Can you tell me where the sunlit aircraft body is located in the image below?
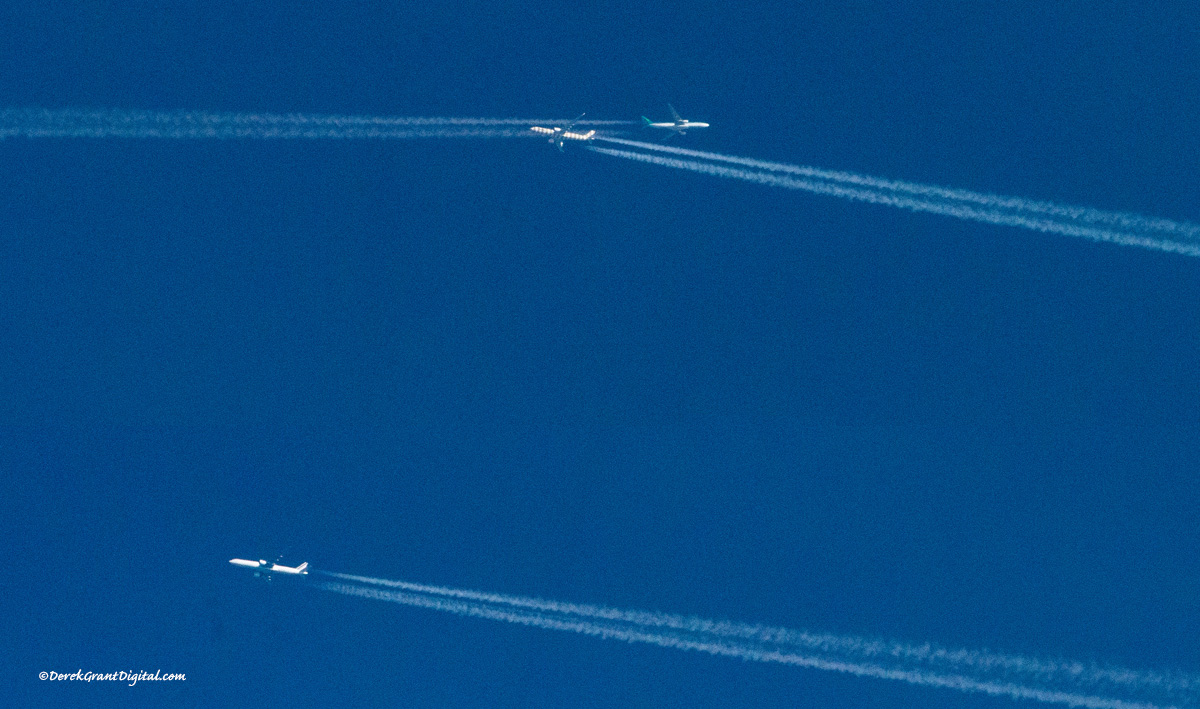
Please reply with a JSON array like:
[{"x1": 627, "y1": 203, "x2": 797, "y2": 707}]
[
  {"x1": 641, "y1": 104, "x2": 709, "y2": 138},
  {"x1": 529, "y1": 113, "x2": 596, "y2": 151},
  {"x1": 230, "y1": 558, "x2": 309, "y2": 579}
]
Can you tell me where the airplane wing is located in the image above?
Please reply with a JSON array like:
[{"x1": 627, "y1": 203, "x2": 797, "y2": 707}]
[
  {"x1": 565, "y1": 112, "x2": 586, "y2": 131},
  {"x1": 668, "y1": 104, "x2": 683, "y2": 122}
]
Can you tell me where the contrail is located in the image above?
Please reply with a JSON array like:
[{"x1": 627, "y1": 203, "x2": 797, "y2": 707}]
[
  {"x1": 0, "y1": 108, "x2": 634, "y2": 140},
  {"x1": 598, "y1": 137, "x2": 1200, "y2": 239},
  {"x1": 592, "y1": 138, "x2": 1200, "y2": 257},
  {"x1": 315, "y1": 571, "x2": 1198, "y2": 709}
]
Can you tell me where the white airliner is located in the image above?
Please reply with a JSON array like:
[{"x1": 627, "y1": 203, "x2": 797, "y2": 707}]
[
  {"x1": 529, "y1": 113, "x2": 596, "y2": 151},
  {"x1": 641, "y1": 104, "x2": 709, "y2": 138},
  {"x1": 230, "y1": 558, "x2": 309, "y2": 579}
]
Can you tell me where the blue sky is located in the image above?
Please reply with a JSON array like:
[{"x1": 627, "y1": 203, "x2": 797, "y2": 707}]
[{"x1": 3, "y1": 2, "x2": 1198, "y2": 707}]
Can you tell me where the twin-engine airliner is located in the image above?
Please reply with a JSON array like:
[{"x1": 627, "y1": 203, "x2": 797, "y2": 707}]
[
  {"x1": 641, "y1": 104, "x2": 709, "y2": 137},
  {"x1": 230, "y1": 557, "x2": 309, "y2": 579},
  {"x1": 529, "y1": 113, "x2": 596, "y2": 151}
]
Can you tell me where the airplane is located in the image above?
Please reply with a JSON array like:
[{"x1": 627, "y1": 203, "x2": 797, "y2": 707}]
[
  {"x1": 229, "y1": 557, "x2": 309, "y2": 580},
  {"x1": 641, "y1": 104, "x2": 709, "y2": 138},
  {"x1": 529, "y1": 113, "x2": 596, "y2": 151}
]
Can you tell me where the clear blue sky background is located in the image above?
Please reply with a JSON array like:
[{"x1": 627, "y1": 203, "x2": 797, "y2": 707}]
[{"x1": 3, "y1": 2, "x2": 1198, "y2": 707}]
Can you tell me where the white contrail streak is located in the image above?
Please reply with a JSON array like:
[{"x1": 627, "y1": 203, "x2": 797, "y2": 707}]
[
  {"x1": 316, "y1": 571, "x2": 1197, "y2": 709},
  {"x1": 599, "y1": 137, "x2": 1200, "y2": 239},
  {"x1": 0, "y1": 108, "x2": 633, "y2": 140},
  {"x1": 592, "y1": 138, "x2": 1200, "y2": 257}
]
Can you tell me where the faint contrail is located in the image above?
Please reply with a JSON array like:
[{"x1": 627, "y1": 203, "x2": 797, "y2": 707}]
[
  {"x1": 0, "y1": 108, "x2": 634, "y2": 140},
  {"x1": 316, "y1": 571, "x2": 1197, "y2": 709},
  {"x1": 592, "y1": 138, "x2": 1200, "y2": 257}
]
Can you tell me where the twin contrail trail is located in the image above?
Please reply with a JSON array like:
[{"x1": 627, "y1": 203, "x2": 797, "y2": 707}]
[
  {"x1": 0, "y1": 108, "x2": 632, "y2": 140},
  {"x1": 316, "y1": 571, "x2": 1197, "y2": 709},
  {"x1": 591, "y1": 137, "x2": 1200, "y2": 258}
]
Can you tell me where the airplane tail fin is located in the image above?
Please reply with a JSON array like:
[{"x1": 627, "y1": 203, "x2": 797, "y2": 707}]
[
  {"x1": 296, "y1": 562, "x2": 309, "y2": 573},
  {"x1": 641, "y1": 116, "x2": 653, "y2": 127}
]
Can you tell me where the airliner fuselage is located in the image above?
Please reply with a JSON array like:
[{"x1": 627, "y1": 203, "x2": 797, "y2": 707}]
[
  {"x1": 230, "y1": 558, "x2": 309, "y2": 578},
  {"x1": 641, "y1": 104, "x2": 709, "y2": 136},
  {"x1": 529, "y1": 112, "x2": 595, "y2": 151}
]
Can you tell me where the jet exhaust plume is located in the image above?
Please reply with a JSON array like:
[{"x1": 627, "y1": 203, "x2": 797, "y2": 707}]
[
  {"x1": 315, "y1": 571, "x2": 1198, "y2": 709},
  {"x1": 591, "y1": 139, "x2": 1200, "y2": 258},
  {"x1": 0, "y1": 108, "x2": 634, "y2": 140}
]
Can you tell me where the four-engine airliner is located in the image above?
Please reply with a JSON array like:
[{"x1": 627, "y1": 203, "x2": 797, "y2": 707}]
[{"x1": 529, "y1": 113, "x2": 596, "y2": 152}]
